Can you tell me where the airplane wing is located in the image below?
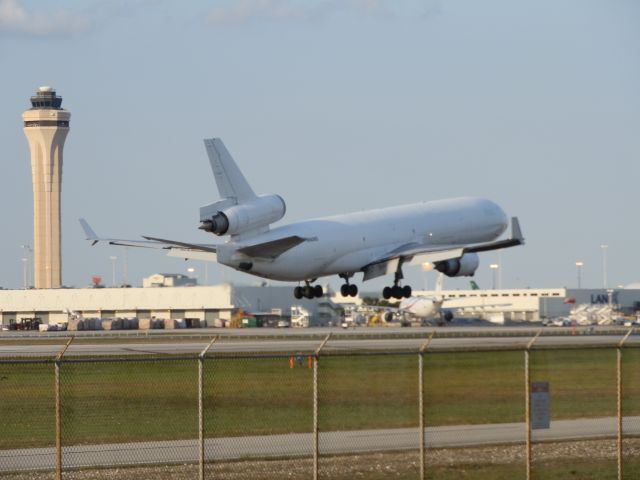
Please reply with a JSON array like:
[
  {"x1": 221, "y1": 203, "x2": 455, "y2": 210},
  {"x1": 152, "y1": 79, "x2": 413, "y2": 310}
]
[
  {"x1": 362, "y1": 217, "x2": 524, "y2": 281},
  {"x1": 80, "y1": 219, "x2": 218, "y2": 256}
]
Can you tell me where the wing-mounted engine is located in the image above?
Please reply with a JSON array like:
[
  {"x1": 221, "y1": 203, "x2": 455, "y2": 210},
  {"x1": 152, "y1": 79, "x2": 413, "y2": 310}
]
[
  {"x1": 434, "y1": 252, "x2": 479, "y2": 277},
  {"x1": 199, "y1": 194, "x2": 286, "y2": 237}
]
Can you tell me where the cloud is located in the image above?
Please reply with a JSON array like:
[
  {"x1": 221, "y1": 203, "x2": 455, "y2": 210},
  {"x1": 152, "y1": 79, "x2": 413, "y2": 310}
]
[
  {"x1": 206, "y1": 0, "x2": 392, "y2": 26},
  {"x1": 0, "y1": 0, "x2": 90, "y2": 36}
]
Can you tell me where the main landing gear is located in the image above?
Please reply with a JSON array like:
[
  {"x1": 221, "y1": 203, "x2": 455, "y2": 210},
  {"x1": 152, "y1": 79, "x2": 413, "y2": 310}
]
[
  {"x1": 339, "y1": 274, "x2": 358, "y2": 297},
  {"x1": 382, "y1": 284, "x2": 412, "y2": 300},
  {"x1": 340, "y1": 283, "x2": 358, "y2": 297},
  {"x1": 294, "y1": 281, "x2": 323, "y2": 299},
  {"x1": 382, "y1": 261, "x2": 412, "y2": 299}
]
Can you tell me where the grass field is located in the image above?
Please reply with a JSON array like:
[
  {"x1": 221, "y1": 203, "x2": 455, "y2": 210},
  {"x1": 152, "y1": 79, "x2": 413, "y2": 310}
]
[{"x1": 1, "y1": 348, "x2": 639, "y2": 450}]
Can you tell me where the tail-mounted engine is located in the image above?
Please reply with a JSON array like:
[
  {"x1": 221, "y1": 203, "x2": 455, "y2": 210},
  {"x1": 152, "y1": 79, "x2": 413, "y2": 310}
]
[
  {"x1": 199, "y1": 194, "x2": 286, "y2": 236},
  {"x1": 434, "y1": 252, "x2": 479, "y2": 277}
]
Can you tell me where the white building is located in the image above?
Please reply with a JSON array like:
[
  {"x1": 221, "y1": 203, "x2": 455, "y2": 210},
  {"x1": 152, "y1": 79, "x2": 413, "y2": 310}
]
[
  {"x1": 0, "y1": 284, "x2": 340, "y2": 327},
  {"x1": 142, "y1": 273, "x2": 197, "y2": 288},
  {"x1": 409, "y1": 287, "x2": 640, "y2": 323}
]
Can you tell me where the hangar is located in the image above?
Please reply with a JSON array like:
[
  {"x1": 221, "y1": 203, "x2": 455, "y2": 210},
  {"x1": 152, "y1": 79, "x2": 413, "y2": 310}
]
[{"x1": 0, "y1": 282, "x2": 340, "y2": 328}]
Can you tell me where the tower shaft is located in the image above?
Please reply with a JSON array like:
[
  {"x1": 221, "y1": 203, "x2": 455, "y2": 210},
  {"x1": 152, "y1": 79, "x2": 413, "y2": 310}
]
[{"x1": 22, "y1": 87, "x2": 70, "y2": 289}]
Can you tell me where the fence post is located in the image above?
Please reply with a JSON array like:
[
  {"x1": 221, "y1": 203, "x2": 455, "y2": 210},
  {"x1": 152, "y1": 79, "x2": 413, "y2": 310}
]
[
  {"x1": 313, "y1": 334, "x2": 331, "y2": 480},
  {"x1": 199, "y1": 336, "x2": 218, "y2": 480},
  {"x1": 55, "y1": 337, "x2": 74, "y2": 480},
  {"x1": 525, "y1": 330, "x2": 541, "y2": 480},
  {"x1": 419, "y1": 332, "x2": 435, "y2": 480},
  {"x1": 617, "y1": 328, "x2": 633, "y2": 480}
]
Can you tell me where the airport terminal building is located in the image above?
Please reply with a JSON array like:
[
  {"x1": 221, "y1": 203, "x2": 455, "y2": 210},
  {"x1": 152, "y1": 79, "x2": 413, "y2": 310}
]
[{"x1": 411, "y1": 286, "x2": 640, "y2": 323}]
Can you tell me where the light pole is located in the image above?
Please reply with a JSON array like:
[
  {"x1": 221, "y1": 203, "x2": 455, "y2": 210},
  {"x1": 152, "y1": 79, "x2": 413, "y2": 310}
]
[
  {"x1": 575, "y1": 261, "x2": 584, "y2": 289},
  {"x1": 21, "y1": 258, "x2": 28, "y2": 289},
  {"x1": 21, "y1": 245, "x2": 32, "y2": 288},
  {"x1": 600, "y1": 244, "x2": 608, "y2": 288},
  {"x1": 110, "y1": 256, "x2": 117, "y2": 287},
  {"x1": 187, "y1": 267, "x2": 196, "y2": 284},
  {"x1": 489, "y1": 263, "x2": 499, "y2": 290}
]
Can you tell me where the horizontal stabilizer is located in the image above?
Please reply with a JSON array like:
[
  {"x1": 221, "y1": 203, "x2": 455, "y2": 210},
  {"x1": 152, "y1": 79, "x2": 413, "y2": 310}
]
[{"x1": 237, "y1": 235, "x2": 307, "y2": 260}]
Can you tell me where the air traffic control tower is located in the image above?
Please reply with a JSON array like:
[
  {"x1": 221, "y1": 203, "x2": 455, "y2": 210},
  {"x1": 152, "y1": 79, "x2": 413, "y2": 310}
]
[{"x1": 22, "y1": 87, "x2": 70, "y2": 289}]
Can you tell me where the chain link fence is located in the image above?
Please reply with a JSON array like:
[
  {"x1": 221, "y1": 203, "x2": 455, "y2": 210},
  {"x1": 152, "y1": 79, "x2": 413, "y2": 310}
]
[{"x1": 0, "y1": 332, "x2": 639, "y2": 479}]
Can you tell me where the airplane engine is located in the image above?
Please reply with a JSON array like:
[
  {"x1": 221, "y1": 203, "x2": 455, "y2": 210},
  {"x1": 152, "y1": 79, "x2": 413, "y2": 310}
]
[
  {"x1": 434, "y1": 252, "x2": 479, "y2": 277},
  {"x1": 200, "y1": 194, "x2": 286, "y2": 236},
  {"x1": 382, "y1": 311, "x2": 394, "y2": 322}
]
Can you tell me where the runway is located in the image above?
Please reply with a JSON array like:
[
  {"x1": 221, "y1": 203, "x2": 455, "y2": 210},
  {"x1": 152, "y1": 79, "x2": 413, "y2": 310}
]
[
  {"x1": 2, "y1": 416, "x2": 637, "y2": 472},
  {"x1": 0, "y1": 332, "x2": 637, "y2": 357}
]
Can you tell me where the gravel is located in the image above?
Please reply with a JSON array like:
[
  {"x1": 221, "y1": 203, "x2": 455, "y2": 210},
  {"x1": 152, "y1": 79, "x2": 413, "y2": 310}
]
[{"x1": 4, "y1": 439, "x2": 638, "y2": 479}]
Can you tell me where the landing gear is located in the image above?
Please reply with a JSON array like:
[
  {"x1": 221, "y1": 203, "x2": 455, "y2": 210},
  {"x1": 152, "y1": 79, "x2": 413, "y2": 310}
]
[
  {"x1": 294, "y1": 282, "x2": 323, "y2": 299},
  {"x1": 383, "y1": 284, "x2": 412, "y2": 300},
  {"x1": 339, "y1": 274, "x2": 358, "y2": 297},
  {"x1": 340, "y1": 283, "x2": 358, "y2": 297},
  {"x1": 382, "y1": 260, "x2": 412, "y2": 299}
]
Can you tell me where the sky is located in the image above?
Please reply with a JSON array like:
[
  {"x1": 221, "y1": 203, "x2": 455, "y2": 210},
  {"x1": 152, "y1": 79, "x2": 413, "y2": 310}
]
[{"x1": 0, "y1": 0, "x2": 638, "y2": 293}]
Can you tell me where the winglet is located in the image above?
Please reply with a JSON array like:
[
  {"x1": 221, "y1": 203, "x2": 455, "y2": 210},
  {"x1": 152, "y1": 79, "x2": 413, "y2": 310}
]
[
  {"x1": 79, "y1": 218, "x2": 99, "y2": 246},
  {"x1": 511, "y1": 217, "x2": 524, "y2": 244}
]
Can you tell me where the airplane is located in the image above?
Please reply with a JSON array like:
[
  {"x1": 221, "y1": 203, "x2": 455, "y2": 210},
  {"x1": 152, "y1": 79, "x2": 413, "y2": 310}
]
[
  {"x1": 396, "y1": 273, "x2": 451, "y2": 323},
  {"x1": 81, "y1": 138, "x2": 524, "y2": 299},
  {"x1": 394, "y1": 276, "x2": 511, "y2": 324}
]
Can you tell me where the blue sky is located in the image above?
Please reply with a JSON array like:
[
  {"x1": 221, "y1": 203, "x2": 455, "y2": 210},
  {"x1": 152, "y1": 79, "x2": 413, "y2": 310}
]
[{"x1": 0, "y1": 0, "x2": 638, "y2": 292}]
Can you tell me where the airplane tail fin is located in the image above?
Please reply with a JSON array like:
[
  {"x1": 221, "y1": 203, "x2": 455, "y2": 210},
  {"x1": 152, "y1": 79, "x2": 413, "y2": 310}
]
[{"x1": 204, "y1": 138, "x2": 256, "y2": 203}]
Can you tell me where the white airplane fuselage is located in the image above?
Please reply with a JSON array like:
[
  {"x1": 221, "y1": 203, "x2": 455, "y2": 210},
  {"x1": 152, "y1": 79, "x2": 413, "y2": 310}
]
[
  {"x1": 399, "y1": 297, "x2": 442, "y2": 319},
  {"x1": 217, "y1": 196, "x2": 507, "y2": 282}
]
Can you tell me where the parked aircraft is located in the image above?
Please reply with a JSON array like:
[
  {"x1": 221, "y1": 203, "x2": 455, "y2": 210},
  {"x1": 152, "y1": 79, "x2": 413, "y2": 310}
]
[
  {"x1": 394, "y1": 275, "x2": 511, "y2": 324},
  {"x1": 397, "y1": 274, "x2": 451, "y2": 322},
  {"x1": 81, "y1": 138, "x2": 524, "y2": 299}
]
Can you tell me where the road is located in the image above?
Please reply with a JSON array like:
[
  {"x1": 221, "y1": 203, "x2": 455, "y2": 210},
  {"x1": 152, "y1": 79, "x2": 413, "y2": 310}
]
[
  {"x1": 0, "y1": 333, "x2": 637, "y2": 357},
  {"x1": 2, "y1": 416, "x2": 638, "y2": 472}
]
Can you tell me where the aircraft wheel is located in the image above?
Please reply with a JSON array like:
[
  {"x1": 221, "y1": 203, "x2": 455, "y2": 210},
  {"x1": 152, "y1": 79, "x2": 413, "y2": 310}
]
[
  {"x1": 392, "y1": 286, "x2": 403, "y2": 299},
  {"x1": 349, "y1": 284, "x2": 358, "y2": 297},
  {"x1": 383, "y1": 287, "x2": 392, "y2": 300},
  {"x1": 314, "y1": 285, "x2": 324, "y2": 298},
  {"x1": 294, "y1": 286, "x2": 303, "y2": 299},
  {"x1": 304, "y1": 286, "x2": 315, "y2": 299},
  {"x1": 340, "y1": 284, "x2": 349, "y2": 297},
  {"x1": 402, "y1": 285, "x2": 412, "y2": 298}
]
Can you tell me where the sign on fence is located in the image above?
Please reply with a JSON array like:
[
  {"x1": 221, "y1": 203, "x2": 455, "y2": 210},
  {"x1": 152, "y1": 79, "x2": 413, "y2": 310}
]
[{"x1": 531, "y1": 381, "x2": 550, "y2": 429}]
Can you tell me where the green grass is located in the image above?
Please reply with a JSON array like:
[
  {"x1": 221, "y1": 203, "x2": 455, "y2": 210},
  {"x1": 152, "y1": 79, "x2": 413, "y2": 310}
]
[{"x1": 1, "y1": 348, "x2": 639, "y2": 450}]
